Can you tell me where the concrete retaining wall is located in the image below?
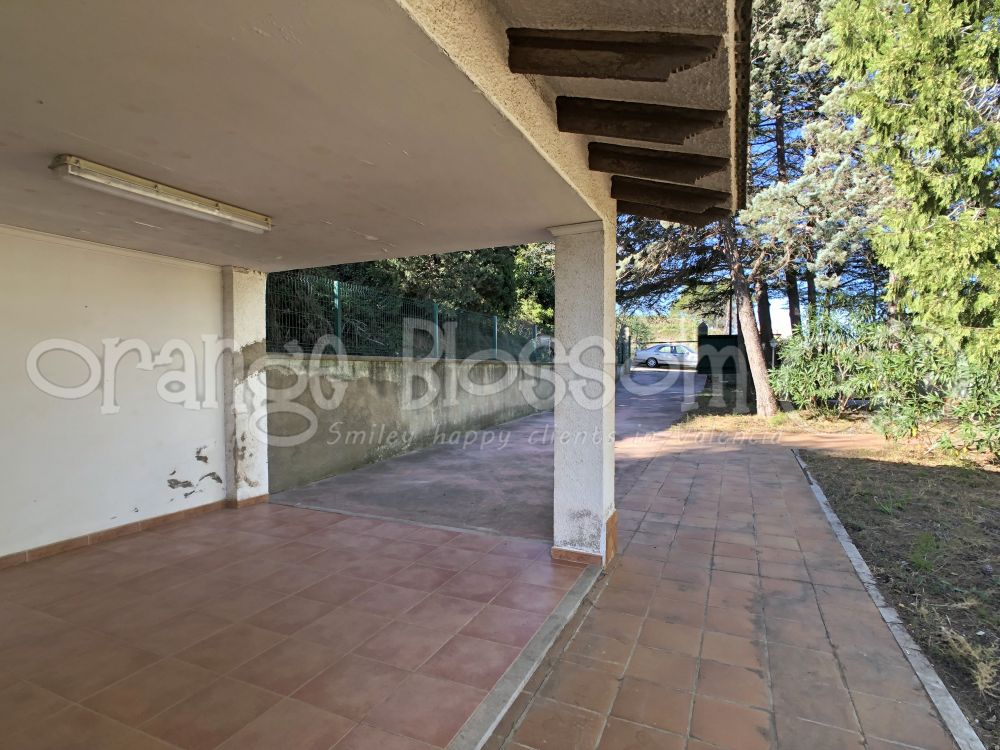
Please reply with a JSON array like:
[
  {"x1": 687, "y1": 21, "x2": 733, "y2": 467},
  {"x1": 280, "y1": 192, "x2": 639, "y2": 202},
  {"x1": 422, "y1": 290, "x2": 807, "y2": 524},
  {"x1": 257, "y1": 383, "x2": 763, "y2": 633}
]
[{"x1": 265, "y1": 355, "x2": 555, "y2": 492}]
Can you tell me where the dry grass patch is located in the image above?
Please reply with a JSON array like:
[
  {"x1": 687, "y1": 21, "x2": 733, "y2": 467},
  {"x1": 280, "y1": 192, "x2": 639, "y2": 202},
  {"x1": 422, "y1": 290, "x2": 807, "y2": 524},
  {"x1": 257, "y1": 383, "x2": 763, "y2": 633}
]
[{"x1": 802, "y1": 445, "x2": 1000, "y2": 748}]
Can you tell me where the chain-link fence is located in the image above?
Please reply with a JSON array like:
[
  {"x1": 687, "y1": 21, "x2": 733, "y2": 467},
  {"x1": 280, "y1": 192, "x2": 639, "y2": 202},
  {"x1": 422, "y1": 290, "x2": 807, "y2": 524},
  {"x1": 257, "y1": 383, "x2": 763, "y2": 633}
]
[{"x1": 266, "y1": 270, "x2": 552, "y2": 361}]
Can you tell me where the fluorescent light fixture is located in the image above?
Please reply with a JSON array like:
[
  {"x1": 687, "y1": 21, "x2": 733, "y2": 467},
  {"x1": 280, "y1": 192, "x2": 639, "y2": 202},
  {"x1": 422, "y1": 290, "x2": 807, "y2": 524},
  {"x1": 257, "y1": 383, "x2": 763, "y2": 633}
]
[{"x1": 49, "y1": 154, "x2": 272, "y2": 234}]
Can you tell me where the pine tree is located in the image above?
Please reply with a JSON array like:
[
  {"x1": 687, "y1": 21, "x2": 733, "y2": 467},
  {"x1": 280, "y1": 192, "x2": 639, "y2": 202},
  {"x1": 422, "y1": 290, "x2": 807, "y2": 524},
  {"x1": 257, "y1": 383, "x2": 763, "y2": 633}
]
[{"x1": 829, "y1": 0, "x2": 1000, "y2": 349}]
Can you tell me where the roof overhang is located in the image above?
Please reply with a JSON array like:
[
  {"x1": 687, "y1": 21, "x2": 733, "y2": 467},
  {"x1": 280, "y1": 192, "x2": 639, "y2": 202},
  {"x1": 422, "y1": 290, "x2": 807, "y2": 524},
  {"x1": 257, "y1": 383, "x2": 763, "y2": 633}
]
[{"x1": 0, "y1": 0, "x2": 750, "y2": 270}]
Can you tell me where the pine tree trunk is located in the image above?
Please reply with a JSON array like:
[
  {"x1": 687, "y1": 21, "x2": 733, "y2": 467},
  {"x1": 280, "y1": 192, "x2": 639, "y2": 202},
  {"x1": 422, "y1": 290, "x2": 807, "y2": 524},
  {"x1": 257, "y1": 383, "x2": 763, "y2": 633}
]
[
  {"x1": 756, "y1": 278, "x2": 773, "y2": 353},
  {"x1": 785, "y1": 266, "x2": 801, "y2": 331},
  {"x1": 805, "y1": 269, "x2": 818, "y2": 318},
  {"x1": 721, "y1": 220, "x2": 780, "y2": 417}
]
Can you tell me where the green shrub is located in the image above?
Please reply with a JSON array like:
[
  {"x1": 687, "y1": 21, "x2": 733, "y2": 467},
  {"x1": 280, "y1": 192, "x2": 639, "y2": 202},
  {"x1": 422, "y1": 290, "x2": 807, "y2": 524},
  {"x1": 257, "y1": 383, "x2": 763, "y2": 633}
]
[{"x1": 772, "y1": 313, "x2": 1000, "y2": 457}]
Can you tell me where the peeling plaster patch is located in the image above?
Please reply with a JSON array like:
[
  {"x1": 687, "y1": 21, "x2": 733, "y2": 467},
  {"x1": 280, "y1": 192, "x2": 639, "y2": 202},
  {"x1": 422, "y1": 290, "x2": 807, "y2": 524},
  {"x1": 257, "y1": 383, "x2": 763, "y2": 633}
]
[
  {"x1": 195, "y1": 446, "x2": 209, "y2": 463},
  {"x1": 167, "y1": 478, "x2": 194, "y2": 489},
  {"x1": 200, "y1": 472, "x2": 223, "y2": 484}
]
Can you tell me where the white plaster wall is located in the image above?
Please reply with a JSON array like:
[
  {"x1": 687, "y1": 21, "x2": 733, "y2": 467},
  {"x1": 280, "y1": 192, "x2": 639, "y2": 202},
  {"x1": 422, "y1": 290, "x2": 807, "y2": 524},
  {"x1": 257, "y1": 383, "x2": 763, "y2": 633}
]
[{"x1": 0, "y1": 225, "x2": 227, "y2": 556}]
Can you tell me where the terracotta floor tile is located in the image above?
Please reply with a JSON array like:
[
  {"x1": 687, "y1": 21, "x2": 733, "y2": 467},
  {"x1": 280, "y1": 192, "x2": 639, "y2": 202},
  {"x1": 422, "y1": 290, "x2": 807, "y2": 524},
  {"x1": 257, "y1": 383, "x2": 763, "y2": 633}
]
[
  {"x1": 605, "y1": 569, "x2": 659, "y2": 594},
  {"x1": 299, "y1": 547, "x2": 361, "y2": 572},
  {"x1": 769, "y1": 642, "x2": 845, "y2": 690},
  {"x1": 837, "y1": 651, "x2": 928, "y2": 705},
  {"x1": 772, "y1": 683, "x2": 861, "y2": 731},
  {"x1": 565, "y1": 631, "x2": 633, "y2": 666},
  {"x1": 708, "y1": 584, "x2": 761, "y2": 613},
  {"x1": 512, "y1": 696, "x2": 606, "y2": 750},
  {"x1": 0, "y1": 681, "x2": 70, "y2": 737},
  {"x1": 294, "y1": 654, "x2": 408, "y2": 720},
  {"x1": 244, "y1": 595, "x2": 335, "y2": 635},
  {"x1": 611, "y1": 676, "x2": 692, "y2": 734},
  {"x1": 334, "y1": 723, "x2": 437, "y2": 749},
  {"x1": 257, "y1": 541, "x2": 327, "y2": 564},
  {"x1": 540, "y1": 660, "x2": 620, "y2": 713},
  {"x1": 660, "y1": 564, "x2": 710, "y2": 587},
  {"x1": 298, "y1": 574, "x2": 373, "y2": 605},
  {"x1": 852, "y1": 692, "x2": 956, "y2": 749},
  {"x1": 460, "y1": 605, "x2": 547, "y2": 648},
  {"x1": 492, "y1": 581, "x2": 566, "y2": 614},
  {"x1": 516, "y1": 561, "x2": 584, "y2": 590},
  {"x1": 647, "y1": 596, "x2": 706, "y2": 628},
  {"x1": 598, "y1": 717, "x2": 685, "y2": 750},
  {"x1": 381, "y1": 541, "x2": 441, "y2": 563},
  {"x1": 404, "y1": 527, "x2": 462, "y2": 546},
  {"x1": 445, "y1": 532, "x2": 503, "y2": 553},
  {"x1": 808, "y1": 569, "x2": 864, "y2": 590},
  {"x1": 134, "y1": 610, "x2": 231, "y2": 656},
  {"x1": 419, "y1": 634, "x2": 520, "y2": 690},
  {"x1": 761, "y1": 561, "x2": 812, "y2": 582},
  {"x1": 295, "y1": 607, "x2": 389, "y2": 652},
  {"x1": 625, "y1": 645, "x2": 697, "y2": 690},
  {"x1": 142, "y1": 677, "x2": 280, "y2": 750},
  {"x1": 398, "y1": 592, "x2": 484, "y2": 633},
  {"x1": 176, "y1": 622, "x2": 283, "y2": 673},
  {"x1": 216, "y1": 698, "x2": 355, "y2": 750},
  {"x1": 492, "y1": 539, "x2": 550, "y2": 560},
  {"x1": 701, "y1": 631, "x2": 763, "y2": 670},
  {"x1": 690, "y1": 694, "x2": 772, "y2": 750},
  {"x1": 657, "y1": 577, "x2": 709, "y2": 604},
  {"x1": 118, "y1": 565, "x2": 197, "y2": 595},
  {"x1": 596, "y1": 585, "x2": 653, "y2": 616},
  {"x1": 697, "y1": 660, "x2": 769, "y2": 709},
  {"x1": 617, "y1": 556, "x2": 664, "y2": 578},
  {"x1": 466, "y1": 554, "x2": 532, "y2": 579},
  {"x1": 369, "y1": 520, "x2": 425, "y2": 540},
  {"x1": 254, "y1": 564, "x2": 330, "y2": 594},
  {"x1": 386, "y1": 563, "x2": 458, "y2": 592},
  {"x1": 365, "y1": 673, "x2": 486, "y2": 747},
  {"x1": 29, "y1": 640, "x2": 159, "y2": 701},
  {"x1": 83, "y1": 659, "x2": 215, "y2": 725},
  {"x1": 776, "y1": 715, "x2": 865, "y2": 750},
  {"x1": 764, "y1": 614, "x2": 833, "y2": 652},
  {"x1": 417, "y1": 545, "x2": 484, "y2": 571},
  {"x1": 712, "y1": 555, "x2": 759, "y2": 575},
  {"x1": 231, "y1": 637, "x2": 340, "y2": 695},
  {"x1": 194, "y1": 585, "x2": 287, "y2": 621},
  {"x1": 344, "y1": 583, "x2": 429, "y2": 618},
  {"x1": 638, "y1": 619, "x2": 702, "y2": 656},
  {"x1": 580, "y1": 608, "x2": 645, "y2": 645},
  {"x1": 11, "y1": 705, "x2": 175, "y2": 750},
  {"x1": 337, "y1": 556, "x2": 413, "y2": 582},
  {"x1": 437, "y1": 570, "x2": 510, "y2": 602},
  {"x1": 353, "y1": 621, "x2": 451, "y2": 670}
]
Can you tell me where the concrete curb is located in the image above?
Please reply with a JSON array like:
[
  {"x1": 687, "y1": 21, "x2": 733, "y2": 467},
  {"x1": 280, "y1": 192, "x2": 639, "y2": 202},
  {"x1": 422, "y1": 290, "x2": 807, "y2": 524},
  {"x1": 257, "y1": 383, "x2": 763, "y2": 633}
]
[
  {"x1": 447, "y1": 564, "x2": 602, "y2": 750},
  {"x1": 792, "y1": 448, "x2": 987, "y2": 750}
]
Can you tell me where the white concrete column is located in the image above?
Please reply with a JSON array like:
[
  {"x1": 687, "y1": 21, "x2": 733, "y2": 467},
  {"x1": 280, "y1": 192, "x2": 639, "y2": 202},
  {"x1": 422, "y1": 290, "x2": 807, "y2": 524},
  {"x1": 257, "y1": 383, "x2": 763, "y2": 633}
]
[
  {"x1": 221, "y1": 266, "x2": 269, "y2": 506},
  {"x1": 549, "y1": 218, "x2": 617, "y2": 565}
]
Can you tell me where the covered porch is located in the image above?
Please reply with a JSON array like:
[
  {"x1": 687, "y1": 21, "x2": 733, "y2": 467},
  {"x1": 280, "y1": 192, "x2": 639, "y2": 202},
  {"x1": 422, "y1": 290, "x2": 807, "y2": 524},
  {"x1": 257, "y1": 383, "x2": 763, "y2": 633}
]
[
  {"x1": 1, "y1": 0, "x2": 749, "y2": 747},
  {"x1": 1, "y1": 0, "x2": 749, "y2": 570}
]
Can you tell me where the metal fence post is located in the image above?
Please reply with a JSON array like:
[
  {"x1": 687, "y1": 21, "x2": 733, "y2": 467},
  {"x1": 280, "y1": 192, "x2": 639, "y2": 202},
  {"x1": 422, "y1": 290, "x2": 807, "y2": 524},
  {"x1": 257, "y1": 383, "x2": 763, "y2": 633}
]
[
  {"x1": 432, "y1": 302, "x2": 440, "y2": 358},
  {"x1": 333, "y1": 280, "x2": 343, "y2": 344},
  {"x1": 493, "y1": 315, "x2": 499, "y2": 359}
]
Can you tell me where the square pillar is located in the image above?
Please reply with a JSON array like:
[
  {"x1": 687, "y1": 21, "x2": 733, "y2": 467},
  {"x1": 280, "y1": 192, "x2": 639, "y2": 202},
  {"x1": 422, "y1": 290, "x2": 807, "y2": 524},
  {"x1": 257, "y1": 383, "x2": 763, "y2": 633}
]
[
  {"x1": 549, "y1": 219, "x2": 617, "y2": 566},
  {"x1": 221, "y1": 266, "x2": 269, "y2": 507}
]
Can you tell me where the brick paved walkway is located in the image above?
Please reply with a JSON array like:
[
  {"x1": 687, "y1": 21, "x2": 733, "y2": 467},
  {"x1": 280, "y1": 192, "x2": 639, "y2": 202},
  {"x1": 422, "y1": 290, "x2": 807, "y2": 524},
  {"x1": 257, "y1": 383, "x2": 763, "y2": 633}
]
[{"x1": 494, "y1": 435, "x2": 960, "y2": 750}]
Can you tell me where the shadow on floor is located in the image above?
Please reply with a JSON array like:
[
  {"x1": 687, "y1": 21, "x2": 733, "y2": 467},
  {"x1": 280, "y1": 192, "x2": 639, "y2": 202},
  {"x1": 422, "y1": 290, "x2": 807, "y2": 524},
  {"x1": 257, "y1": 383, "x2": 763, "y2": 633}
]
[{"x1": 270, "y1": 370, "x2": 704, "y2": 540}]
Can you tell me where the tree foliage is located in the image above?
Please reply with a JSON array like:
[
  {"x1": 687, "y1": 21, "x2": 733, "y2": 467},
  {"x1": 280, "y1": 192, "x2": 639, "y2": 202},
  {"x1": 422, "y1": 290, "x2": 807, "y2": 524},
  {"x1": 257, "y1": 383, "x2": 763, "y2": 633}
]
[
  {"x1": 320, "y1": 244, "x2": 556, "y2": 325},
  {"x1": 829, "y1": 0, "x2": 1000, "y2": 343}
]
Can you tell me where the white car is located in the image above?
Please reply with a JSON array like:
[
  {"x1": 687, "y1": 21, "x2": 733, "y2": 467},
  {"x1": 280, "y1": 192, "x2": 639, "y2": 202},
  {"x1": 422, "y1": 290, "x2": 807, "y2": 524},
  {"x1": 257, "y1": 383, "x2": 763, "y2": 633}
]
[{"x1": 635, "y1": 343, "x2": 697, "y2": 369}]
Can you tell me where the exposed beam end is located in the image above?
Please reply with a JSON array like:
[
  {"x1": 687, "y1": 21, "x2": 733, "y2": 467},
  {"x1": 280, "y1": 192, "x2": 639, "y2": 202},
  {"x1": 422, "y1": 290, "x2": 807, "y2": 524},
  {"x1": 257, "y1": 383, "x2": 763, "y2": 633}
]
[
  {"x1": 618, "y1": 201, "x2": 731, "y2": 227},
  {"x1": 507, "y1": 28, "x2": 721, "y2": 82},
  {"x1": 557, "y1": 97, "x2": 726, "y2": 146},
  {"x1": 588, "y1": 142, "x2": 728, "y2": 184}
]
